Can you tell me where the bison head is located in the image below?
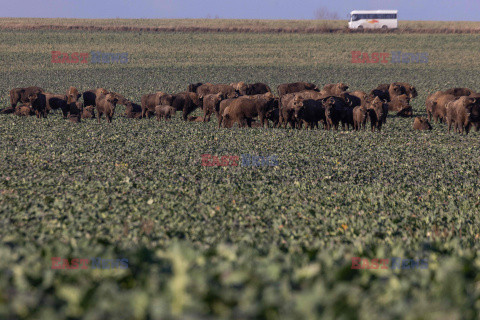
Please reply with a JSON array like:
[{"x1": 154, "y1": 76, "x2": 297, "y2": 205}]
[{"x1": 293, "y1": 96, "x2": 304, "y2": 119}]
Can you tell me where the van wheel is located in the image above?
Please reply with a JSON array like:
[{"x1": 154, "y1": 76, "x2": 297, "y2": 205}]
[
  {"x1": 357, "y1": 26, "x2": 363, "y2": 30},
  {"x1": 382, "y1": 25, "x2": 388, "y2": 29}
]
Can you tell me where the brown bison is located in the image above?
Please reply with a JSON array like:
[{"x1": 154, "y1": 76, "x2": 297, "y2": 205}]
[
  {"x1": 321, "y1": 83, "x2": 349, "y2": 96},
  {"x1": 125, "y1": 101, "x2": 143, "y2": 119},
  {"x1": 187, "y1": 116, "x2": 206, "y2": 122},
  {"x1": 187, "y1": 82, "x2": 207, "y2": 93},
  {"x1": 217, "y1": 98, "x2": 237, "y2": 128},
  {"x1": 82, "y1": 105, "x2": 96, "y2": 119},
  {"x1": 426, "y1": 88, "x2": 473, "y2": 122},
  {"x1": 230, "y1": 82, "x2": 272, "y2": 96},
  {"x1": 277, "y1": 82, "x2": 319, "y2": 98},
  {"x1": 96, "y1": 93, "x2": 118, "y2": 123},
  {"x1": 222, "y1": 95, "x2": 276, "y2": 128},
  {"x1": 353, "y1": 106, "x2": 368, "y2": 130},
  {"x1": 389, "y1": 82, "x2": 418, "y2": 100},
  {"x1": 413, "y1": 117, "x2": 432, "y2": 130},
  {"x1": 202, "y1": 93, "x2": 223, "y2": 122},
  {"x1": 446, "y1": 96, "x2": 479, "y2": 134},
  {"x1": 366, "y1": 96, "x2": 388, "y2": 132},
  {"x1": 141, "y1": 92, "x2": 173, "y2": 118},
  {"x1": 66, "y1": 87, "x2": 81, "y2": 104},
  {"x1": 430, "y1": 94, "x2": 457, "y2": 123},
  {"x1": 387, "y1": 94, "x2": 413, "y2": 117},
  {"x1": 155, "y1": 105, "x2": 176, "y2": 121},
  {"x1": 14, "y1": 104, "x2": 34, "y2": 117},
  {"x1": 170, "y1": 92, "x2": 202, "y2": 121},
  {"x1": 9, "y1": 86, "x2": 44, "y2": 109},
  {"x1": 265, "y1": 108, "x2": 280, "y2": 128},
  {"x1": 196, "y1": 84, "x2": 237, "y2": 100},
  {"x1": 83, "y1": 88, "x2": 108, "y2": 107},
  {"x1": 443, "y1": 87, "x2": 474, "y2": 97}
]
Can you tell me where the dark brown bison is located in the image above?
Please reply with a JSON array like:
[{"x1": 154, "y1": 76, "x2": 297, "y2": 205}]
[
  {"x1": 369, "y1": 84, "x2": 390, "y2": 102},
  {"x1": 293, "y1": 97, "x2": 326, "y2": 129},
  {"x1": 68, "y1": 114, "x2": 81, "y2": 123},
  {"x1": 187, "y1": 82, "x2": 206, "y2": 93},
  {"x1": 222, "y1": 95, "x2": 276, "y2": 128},
  {"x1": 9, "y1": 86, "x2": 44, "y2": 109},
  {"x1": 83, "y1": 88, "x2": 108, "y2": 107},
  {"x1": 353, "y1": 106, "x2": 368, "y2": 130},
  {"x1": 277, "y1": 82, "x2": 319, "y2": 98},
  {"x1": 387, "y1": 94, "x2": 413, "y2": 117},
  {"x1": 44, "y1": 93, "x2": 69, "y2": 117},
  {"x1": 389, "y1": 82, "x2": 418, "y2": 100},
  {"x1": 323, "y1": 96, "x2": 350, "y2": 130},
  {"x1": 170, "y1": 92, "x2": 202, "y2": 121},
  {"x1": 446, "y1": 96, "x2": 479, "y2": 134},
  {"x1": 202, "y1": 93, "x2": 223, "y2": 122},
  {"x1": 366, "y1": 96, "x2": 388, "y2": 132},
  {"x1": 14, "y1": 104, "x2": 34, "y2": 117},
  {"x1": 230, "y1": 82, "x2": 272, "y2": 96},
  {"x1": 217, "y1": 98, "x2": 237, "y2": 128},
  {"x1": 82, "y1": 105, "x2": 96, "y2": 119},
  {"x1": 28, "y1": 93, "x2": 47, "y2": 118},
  {"x1": 187, "y1": 116, "x2": 206, "y2": 122},
  {"x1": 279, "y1": 93, "x2": 301, "y2": 129},
  {"x1": 141, "y1": 92, "x2": 174, "y2": 118},
  {"x1": 443, "y1": 87, "x2": 474, "y2": 97},
  {"x1": 265, "y1": 108, "x2": 280, "y2": 128},
  {"x1": 321, "y1": 83, "x2": 349, "y2": 96},
  {"x1": 196, "y1": 84, "x2": 237, "y2": 100},
  {"x1": 230, "y1": 82, "x2": 248, "y2": 95},
  {"x1": 245, "y1": 83, "x2": 271, "y2": 95},
  {"x1": 413, "y1": 117, "x2": 432, "y2": 130},
  {"x1": 155, "y1": 105, "x2": 176, "y2": 121},
  {"x1": 125, "y1": 101, "x2": 143, "y2": 119},
  {"x1": 96, "y1": 93, "x2": 118, "y2": 123},
  {"x1": 109, "y1": 92, "x2": 129, "y2": 105}
]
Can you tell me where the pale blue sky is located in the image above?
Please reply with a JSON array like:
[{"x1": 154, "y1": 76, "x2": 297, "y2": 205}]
[{"x1": 2, "y1": 0, "x2": 479, "y2": 21}]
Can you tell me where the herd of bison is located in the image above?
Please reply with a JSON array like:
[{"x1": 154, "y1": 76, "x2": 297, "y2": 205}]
[{"x1": 2, "y1": 81, "x2": 480, "y2": 134}]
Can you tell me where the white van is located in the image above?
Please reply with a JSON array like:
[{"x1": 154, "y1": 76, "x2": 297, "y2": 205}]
[{"x1": 348, "y1": 10, "x2": 398, "y2": 30}]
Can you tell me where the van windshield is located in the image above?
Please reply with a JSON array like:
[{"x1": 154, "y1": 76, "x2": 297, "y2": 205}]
[{"x1": 351, "y1": 14, "x2": 358, "y2": 21}]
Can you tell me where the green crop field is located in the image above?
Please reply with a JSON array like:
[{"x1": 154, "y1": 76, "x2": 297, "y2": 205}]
[{"x1": 1, "y1": 20, "x2": 480, "y2": 319}]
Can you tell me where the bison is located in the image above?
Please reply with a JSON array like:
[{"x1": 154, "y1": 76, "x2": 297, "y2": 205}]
[
  {"x1": 321, "y1": 83, "x2": 349, "y2": 96},
  {"x1": 125, "y1": 101, "x2": 143, "y2": 119},
  {"x1": 222, "y1": 95, "x2": 276, "y2": 128},
  {"x1": 9, "y1": 86, "x2": 44, "y2": 109},
  {"x1": 96, "y1": 93, "x2": 118, "y2": 123},
  {"x1": 413, "y1": 117, "x2": 432, "y2": 131},
  {"x1": 202, "y1": 93, "x2": 223, "y2": 122},
  {"x1": 155, "y1": 105, "x2": 176, "y2": 121},
  {"x1": 83, "y1": 88, "x2": 108, "y2": 108},
  {"x1": 82, "y1": 105, "x2": 96, "y2": 119},
  {"x1": 141, "y1": 92, "x2": 173, "y2": 118},
  {"x1": 292, "y1": 97, "x2": 325, "y2": 130},
  {"x1": 277, "y1": 82, "x2": 319, "y2": 98},
  {"x1": 445, "y1": 96, "x2": 479, "y2": 134},
  {"x1": 366, "y1": 96, "x2": 388, "y2": 132}
]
